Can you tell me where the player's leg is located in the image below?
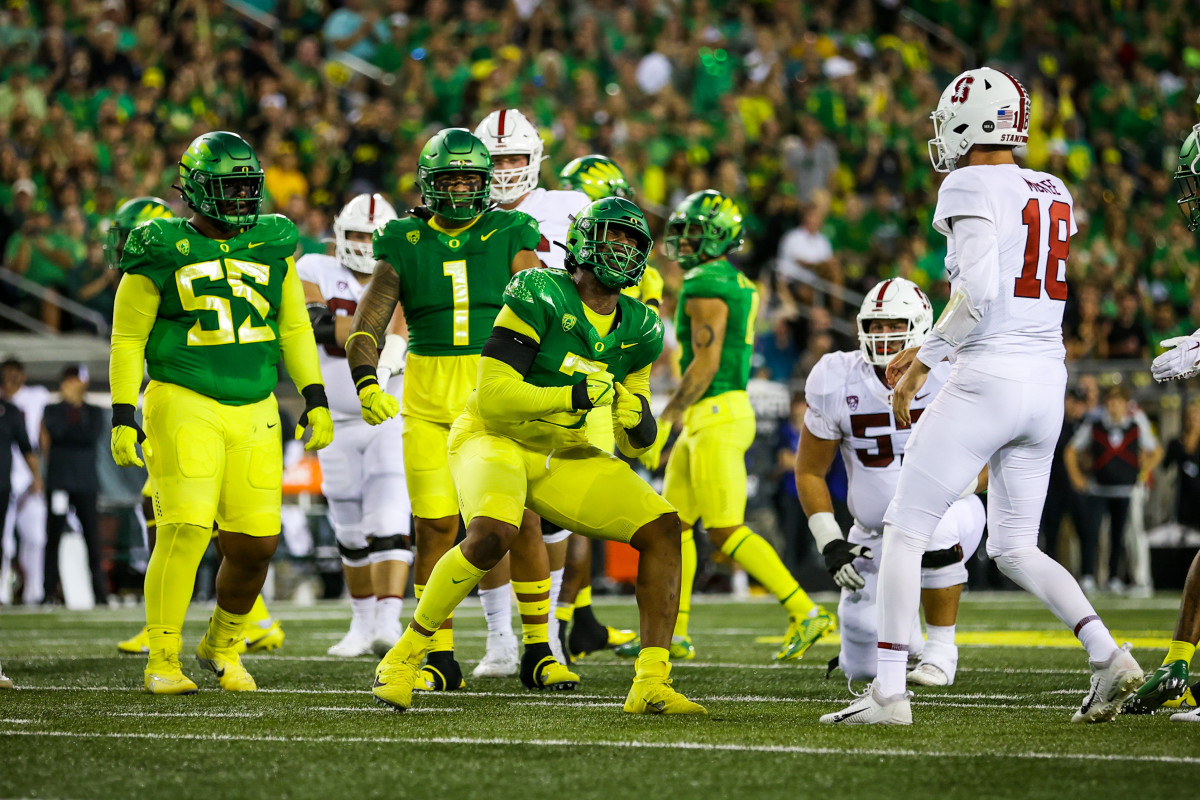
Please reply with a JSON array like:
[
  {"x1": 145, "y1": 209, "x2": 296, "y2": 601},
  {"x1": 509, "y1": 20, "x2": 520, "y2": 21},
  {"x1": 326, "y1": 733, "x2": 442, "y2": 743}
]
[
  {"x1": 543, "y1": 525, "x2": 569, "y2": 663},
  {"x1": 526, "y1": 447, "x2": 703, "y2": 714},
  {"x1": 141, "y1": 382, "x2": 226, "y2": 695},
  {"x1": 834, "y1": 530, "x2": 881, "y2": 682},
  {"x1": 199, "y1": 393, "x2": 285, "y2": 692},
  {"x1": 327, "y1": 497, "x2": 375, "y2": 656},
  {"x1": 1129, "y1": 548, "x2": 1200, "y2": 714},
  {"x1": 474, "y1": 553, "x2": 517, "y2": 676},
  {"x1": 16, "y1": 492, "x2": 46, "y2": 605},
  {"x1": 561, "y1": 534, "x2": 635, "y2": 657},
  {"x1": 361, "y1": 423, "x2": 412, "y2": 655},
  {"x1": 512, "y1": 511, "x2": 578, "y2": 688},
  {"x1": 403, "y1": 416, "x2": 463, "y2": 684},
  {"x1": 646, "y1": 425, "x2": 698, "y2": 659}
]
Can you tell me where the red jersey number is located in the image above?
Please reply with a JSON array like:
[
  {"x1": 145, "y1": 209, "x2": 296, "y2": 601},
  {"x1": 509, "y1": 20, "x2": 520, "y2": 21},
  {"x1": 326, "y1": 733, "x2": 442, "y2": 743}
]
[
  {"x1": 1014, "y1": 198, "x2": 1070, "y2": 301},
  {"x1": 850, "y1": 408, "x2": 924, "y2": 467},
  {"x1": 323, "y1": 297, "x2": 356, "y2": 357}
]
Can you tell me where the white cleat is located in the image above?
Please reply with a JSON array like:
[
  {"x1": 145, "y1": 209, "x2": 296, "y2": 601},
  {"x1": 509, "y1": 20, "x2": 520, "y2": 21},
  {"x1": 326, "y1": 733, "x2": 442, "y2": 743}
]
[
  {"x1": 820, "y1": 683, "x2": 913, "y2": 725},
  {"x1": 1071, "y1": 642, "x2": 1144, "y2": 723},
  {"x1": 907, "y1": 662, "x2": 952, "y2": 687},
  {"x1": 373, "y1": 625, "x2": 404, "y2": 658},
  {"x1": 1171, "y1": 705, "x2": 1200, "y2": 722},
  {"x1": 326, "y1": 630, "x2": 377, "y2": 658},
  {"x1": 472, "y1": 632, "x2": 519, "y2": 678}
]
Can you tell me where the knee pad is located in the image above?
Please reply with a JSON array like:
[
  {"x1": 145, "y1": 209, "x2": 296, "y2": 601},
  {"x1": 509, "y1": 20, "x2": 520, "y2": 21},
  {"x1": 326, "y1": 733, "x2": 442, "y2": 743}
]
[
  {"x1": 337, "y1": 541, "x2": 372, "y2": 569},
  {"x1": 541, "y1": 526, "x2": 571, "y2": 545},
  {"x1": 369, "y1": 534, "x2": 413, "y2": 565},
  {"x1": 920, "y1": 544, "x2": 967, "y2": 589}
]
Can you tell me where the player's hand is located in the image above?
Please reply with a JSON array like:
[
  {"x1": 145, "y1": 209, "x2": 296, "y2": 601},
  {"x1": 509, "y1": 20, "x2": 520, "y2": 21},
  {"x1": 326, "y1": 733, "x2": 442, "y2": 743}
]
[
  {"x1": 359, "y1": 383, "x2": 400, "y2": 425},
  {"x1": 1152, "y1": 335, "x2": 1200, "y2": 382},
  {"x1": 638, "y1": 422, "x2": 673, "y2": 472},
  {"x1": 378, "y1": 333, "x2": 408, "y2": 378},
  {"x1": 891, "y1": 357, "x2": 930, "y2": 428},
  {"x1": 821, "y1": 539, "x2": 872, "y2": 591},
  {"x1": 884, "y1": 346, "x2": 921, "y2": 388},
  {"x1": 110, "y1": 404, "x2": 147, "y2": 468},
  {"x1": 574, "y1": 370, "x2": 615, "y2": 410},
  {"x1": 612, "y1": 383, "x2": 643, "y2": 429},
  {"x1": 297, "y1": 385, "x2": 334, "y2": 450}
]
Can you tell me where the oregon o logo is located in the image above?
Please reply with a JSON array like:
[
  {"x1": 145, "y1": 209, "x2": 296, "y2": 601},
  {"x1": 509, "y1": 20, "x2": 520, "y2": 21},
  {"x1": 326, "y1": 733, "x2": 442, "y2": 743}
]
[{"x1": 594, "y1": 342, "x2": 605, "y2": 353}]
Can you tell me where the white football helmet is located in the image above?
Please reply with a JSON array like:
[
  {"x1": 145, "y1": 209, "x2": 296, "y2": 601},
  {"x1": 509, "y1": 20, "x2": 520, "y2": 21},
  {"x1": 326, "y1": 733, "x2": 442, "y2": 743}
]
[
  {"x1": 928, "y1": 67, "x2": 1030, "y2": 172},
  {"x1": 333, "y1": 193, "x2": 397, "y2": 273},
  {"x1": 857, "y1": 278, "x2": 933, "y2": 368},
  {"x1": 474, "y1": 108, "x2": 545, "y2": 203}
]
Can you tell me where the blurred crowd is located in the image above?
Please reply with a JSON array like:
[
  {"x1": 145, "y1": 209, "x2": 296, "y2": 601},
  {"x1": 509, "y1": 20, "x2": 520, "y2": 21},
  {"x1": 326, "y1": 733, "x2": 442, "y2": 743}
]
[{"x1": 1, "y1": 0, "x2": 1198, "y2": 386}]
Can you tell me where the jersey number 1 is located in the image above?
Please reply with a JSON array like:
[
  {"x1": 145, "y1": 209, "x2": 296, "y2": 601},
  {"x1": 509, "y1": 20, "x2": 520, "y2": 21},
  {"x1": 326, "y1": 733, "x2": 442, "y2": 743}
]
[
  {"x1": 1013, "y1": 198, "x2": 1069, "y2": 301},
  {"x1": 443, "y1": 260, "x2": 470, "y2": 346}
]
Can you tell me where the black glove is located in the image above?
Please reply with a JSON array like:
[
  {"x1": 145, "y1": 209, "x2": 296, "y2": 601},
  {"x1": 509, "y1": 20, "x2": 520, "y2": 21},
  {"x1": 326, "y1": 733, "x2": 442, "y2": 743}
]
[{"x1": 821, "y1": 539, "x2": 872, "y2": 591}]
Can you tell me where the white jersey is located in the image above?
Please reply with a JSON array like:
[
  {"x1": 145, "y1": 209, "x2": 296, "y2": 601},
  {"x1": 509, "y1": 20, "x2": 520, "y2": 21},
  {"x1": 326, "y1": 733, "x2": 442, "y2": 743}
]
[
  {"x1": 8, "y1": 384, "x2": 50, "y2": 494},
  {"x1": 514, "y1": 188, "x2": 591, "y2": 271},
  {"x1": 295, "y1": 254, "x2": 403, "y2": 420},
  {"x1": 930, "y1": 163, "x2": 1076, "y2": 364},
  {"x1": 804, "y1": 350, "x2": 952, "y2": 532}
]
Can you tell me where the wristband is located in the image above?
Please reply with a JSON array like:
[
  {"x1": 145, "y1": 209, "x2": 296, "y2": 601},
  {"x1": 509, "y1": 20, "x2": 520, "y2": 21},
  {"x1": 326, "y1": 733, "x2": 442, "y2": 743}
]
[
  {"x1": 808, "y1": 512, "x2": 842, "y2": 552},
  {"x1": 352, "y1": 364, "x2": 379, "y2": 391},
  {"x1": 301, "y1": 384, "x2": 329, "y2": 409},
  {"x1": 112, "y1": 403, "x2": 138, "y2": 430}
]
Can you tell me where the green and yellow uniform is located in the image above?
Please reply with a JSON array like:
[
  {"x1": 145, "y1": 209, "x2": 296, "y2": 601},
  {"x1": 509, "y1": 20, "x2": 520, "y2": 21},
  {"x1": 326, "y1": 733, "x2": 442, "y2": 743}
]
[
  {"x1": 111, "y1": 214, "x2": 322, "y2": 536},
  {"x1": 449, "y1": 268, "x2": 673, "y2": 543},
  {"x1": 663, "y1": 258, "x2": 759, "y2": 529},
  {"x1": 372, "y1": 208, "x2": 539, "y2": 519}
]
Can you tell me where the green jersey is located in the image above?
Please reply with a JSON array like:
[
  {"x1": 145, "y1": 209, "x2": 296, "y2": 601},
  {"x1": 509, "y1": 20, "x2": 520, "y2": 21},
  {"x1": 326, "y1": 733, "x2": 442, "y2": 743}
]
[
  {"x1": 373, "y1": 209, "x2": 541, "y2": 356},
  {"x1": 469, "y1": 268, "x2": 663, "y2": 451},
  {"x1": 120, "y1": 215, "x2": 297, "y2": 405},
  {"x1": 676, "y1": 259, "x2": 759, "y2": 401}
]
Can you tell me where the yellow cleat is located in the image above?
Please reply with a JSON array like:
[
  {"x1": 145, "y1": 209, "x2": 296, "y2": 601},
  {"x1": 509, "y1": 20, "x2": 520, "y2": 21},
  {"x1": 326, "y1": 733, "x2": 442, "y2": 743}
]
[
  {"x1": 775, "y1": 606, "x2": 836, "y2": 661},
  {"x1": 1163, "y1": 686, "x2": 1197, "y2": 709},
  {"x1": 669, "y1": 635, "x2": 695, "y2": 661},
  {"x1": 606, "y1": 627, "x2": 638, "y2": 647},
  {"x1": 234, "y1": 620, "x2": 285, "y2": 654},
  {"x1": 118, "y1": 627, "x2": 151, "y2": 655},
  {"x1": 144, "y1": 651, "x2": 199, "y2": 695},
  {"x1": 623, "y1": 661, "x2": 706, "y2": 715},
  {"x1": 373, "y1": 640, "x2": 425, "y2": 711},
  {"x1": 196, "y1": 634, "x2": 258, "y2": 691}
]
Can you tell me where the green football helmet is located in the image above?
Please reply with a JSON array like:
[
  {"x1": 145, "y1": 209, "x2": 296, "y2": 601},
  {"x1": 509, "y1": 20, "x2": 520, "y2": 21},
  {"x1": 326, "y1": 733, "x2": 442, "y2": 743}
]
[
  {"x1": 177, "y1": 131, "x2": 264, "y2": 230},
  {"x1": 558, "y1": 155, "x2": 633, "y2": 201},
  {"x1": 417, "y1": 128, "x2": 493, "y2": 222},
  {"x1": 104, "y1": 196, "x2": 173, "y2": 269},
  {"x1": 663, "y1": 190, "x2": 744, "y2": 269},
  {"x1": 565, "y1": 197, "x2": 652, "y2": 289},
  {"x1": 1177, "y1": 123, "x2": 1200, "y2": 232}
]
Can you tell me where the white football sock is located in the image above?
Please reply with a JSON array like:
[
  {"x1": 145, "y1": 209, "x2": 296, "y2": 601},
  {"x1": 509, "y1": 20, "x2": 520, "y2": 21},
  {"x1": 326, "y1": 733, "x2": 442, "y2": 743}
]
[
  {"x1": 349, "y1": 595, "x2": 376, "y2": 637},
  {"x1": 375, "y1": 596, "x2": 403, "y2": 632},
  {"x1": 993, "y1": 547, "x2": 1118, "y2": 662},
  {"x1": 478, "y1": 586, "x2": 514, "y2": 638},
  {"x1": 876, "y1": 525, "x2": 926, "y2": 696},
  {"x1": 548, "y1": 567, "x2": 565, "y2": 650}
]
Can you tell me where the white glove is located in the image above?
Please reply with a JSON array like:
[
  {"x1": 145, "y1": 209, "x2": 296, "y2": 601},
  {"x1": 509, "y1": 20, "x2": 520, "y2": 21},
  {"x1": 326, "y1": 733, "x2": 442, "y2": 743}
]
[
  {"x1": 377, "y1": 333, "x2": 408, "y2": 386},
  {"x1": 1152, "y1": 335, "x2": 1200, "y2": 382}
]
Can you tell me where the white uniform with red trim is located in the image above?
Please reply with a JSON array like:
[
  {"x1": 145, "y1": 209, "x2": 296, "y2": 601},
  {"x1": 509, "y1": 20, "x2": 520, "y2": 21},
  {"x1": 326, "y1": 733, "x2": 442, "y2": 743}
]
[
  {"x1": 805, "y1": 350, "x2": 985, "y2": 680},
  {"x1": 514, "y1": 188, "x2": 591, "y2": 271},
  {"x1": 2, "y1": 384, "x2": 50, "y2": 605},
  {"x1": 296, "y1": 253, "x2": 410, "y2": 554}
]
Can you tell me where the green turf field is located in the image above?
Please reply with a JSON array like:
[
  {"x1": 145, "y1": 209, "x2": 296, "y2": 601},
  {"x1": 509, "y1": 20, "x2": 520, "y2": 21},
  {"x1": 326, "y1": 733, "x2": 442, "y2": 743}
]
[{"x1": 1, "y1": 593, "x2": 1195, "y2": 799}]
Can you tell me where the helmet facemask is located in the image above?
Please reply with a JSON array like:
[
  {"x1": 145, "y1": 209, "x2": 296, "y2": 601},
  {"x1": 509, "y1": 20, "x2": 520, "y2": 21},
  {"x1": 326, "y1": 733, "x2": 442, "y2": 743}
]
[
  {"x1": 857, "y1": 278, "x2": 933, "y2": 367},
  {"x1": 421, "y1": 168, "x2": 491, "y2": 221},
  {"x1": 1177, "y1": 123, "x2": 1200, "y2": 232},
  {"x1": 188, "y1": 171, "x2": 264, "y2": 228},
  {"x1": 664, "y1": 220, "x2": 714, "y2": 269},
  {"x1": 859, "y1": 317, "x2": 915, "y2": 367},
  {"x1": 490, "y1": 151, "x2": 541, "y2": 204},
  {"x1": 576, "y1": 217, "x2": 651, "y2": 289}
]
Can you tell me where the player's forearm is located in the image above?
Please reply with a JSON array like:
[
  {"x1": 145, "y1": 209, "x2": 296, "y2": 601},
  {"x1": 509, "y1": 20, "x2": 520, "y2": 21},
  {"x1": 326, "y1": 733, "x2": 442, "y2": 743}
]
[
  {"x1": 278, "y1": 267, "x2": 325, "y2": 391},
  {"x1": 795, "y1": 473, "x2": 835, "y2": 518},
  {"x1": 918, "y1": 216, "x2": 999, "y2": 368},
  {"x1": 109, "y1": 274, "x2": 160, "y2": 406},
  {"x1": 347, "y1": 261, "x2": 399, "y2": 381},
  {"x1": 662, "y1": 359, "x2": 718, "y2": 421},
  {"x1": 476, "y1": 356, "x2": 573, "y2": 422}
]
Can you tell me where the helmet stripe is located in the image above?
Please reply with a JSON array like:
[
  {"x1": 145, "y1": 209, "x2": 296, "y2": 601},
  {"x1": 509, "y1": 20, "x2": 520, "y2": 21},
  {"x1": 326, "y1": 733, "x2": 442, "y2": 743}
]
[
  {"x1": 368, "y1": 194, "x2": 376, "y2": 223},
  {"x1": 874, "y1": 279, "x2": 894, "y2": 310},
  {"x1": 999, "y1": 70, "x2": 1028, "y2": 131},
  {"x1": 498, "y1": 109, "x2": 508, "y2": 140}
]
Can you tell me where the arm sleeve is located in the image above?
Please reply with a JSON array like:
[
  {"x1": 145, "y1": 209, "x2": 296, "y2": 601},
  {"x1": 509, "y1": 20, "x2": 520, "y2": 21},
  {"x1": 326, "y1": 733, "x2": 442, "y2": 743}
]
[
  {"x1": 917, "y1": 214, "x2": 1000, "y2": 368},
  {"x1": 802, "y1": 356, "x2": 842, "y2": 441},
  {"x1": 639, "y1": 266, "x2": 664, "y2": 308},
  {"x1": 277, "y1": 259, "x2": 325, "y2": 392},
  {"x1": 613, "y1": 364, "x2": 654, "y2": 458},
  {"x1": 109, "y1": 273, "x2": 161, "y2": 406},
  {"x1": 475, "y1": 355, "x2": 573, "y2": 423},
  {"x1": 932, "y1": 170, "x2": 994, "y2": 236}
]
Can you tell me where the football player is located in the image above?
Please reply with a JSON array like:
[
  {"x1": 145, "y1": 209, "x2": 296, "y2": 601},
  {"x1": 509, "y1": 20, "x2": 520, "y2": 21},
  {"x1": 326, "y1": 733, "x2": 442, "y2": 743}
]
[
  {"x1": 372, "y1": 197, "x2": 704, "y2": 714},
  {"x1": 554, "y1": 155, "x2": 659, "y2": 658},
  {"x1": 630, "y1": 190, "x2": 833, "y2": 662},
  {"x1": 297, "y1": 193, "x2": 413, "y2": 658},
  {"x1": 110, "y1": 131, "x2": 333, "y2": 695},
  {"x1": 799, "y1": 278, "x2": 986, "y2": 689},
  {"x1": 0, "y1": 356, "x2": 48, "y2": 607},
  {"x1": 106, "y1": 198, "x2": 284, "y2": 658},
  {"x1": 825, "y1": 68, "x2": 1141, "y2": 726},
  {"x1": 347, "y1": 128, "x2": 576, "y2": 692},
  {"x1": 1136, "y1": 111, "x2": 1200, "y2": 721}
]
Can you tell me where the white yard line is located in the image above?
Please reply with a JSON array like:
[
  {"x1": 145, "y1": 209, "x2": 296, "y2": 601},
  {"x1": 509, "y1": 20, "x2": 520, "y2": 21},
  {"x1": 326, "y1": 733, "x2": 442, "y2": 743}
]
[{"x1": 0, "y1": 729, "x2": 1193, "y2": 765}]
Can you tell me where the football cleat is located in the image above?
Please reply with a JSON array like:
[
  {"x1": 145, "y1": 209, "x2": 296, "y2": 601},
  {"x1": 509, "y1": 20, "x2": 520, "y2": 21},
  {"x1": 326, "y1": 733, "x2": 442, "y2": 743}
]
[
  {"x1": 606, "y1": 626, "x2": 638, "y2": 647},
  {"x1": 566, "y1": 614, "x2": 609, "y2": 658},
  {"x1": 1123, "y1": 659, "x2": 1188, "y2": 715},
  {"x1": 416, "y1": 651, "x2": 465, "y2": 692},
  {"x1": 327, "y1": 630, "x2": 377, "y2": 658},
  {"x1": 1163, "y1": 685, "x2": 1197, "y2": 709},
  {"x1": 820, "y1": 683, "x2": 913, "y2": 725},
  {"x1": 472, "y1": 632, "x2": 519, "y2": 678},
  {"x1": 196, "y1": 634, "x2": 258, "y2": 691},
  {"x1": 0, "y1": 672, "x2": 12, "y2": 690},
  {"x1": 520, "y1": 643, "x2": 580, "y2": 690},
  {"x1": 144, "y1": 651, "x2": 198, "y2": 695},
  {"x1": 907, "y1": 662, "x2": 951, "y2": 687},
  {"x1": 1171, "y1": 704, "x2": 1200, "y2": 722},
  {"x1": 235, "y1": 620, "x2": 285, "y2": 654},
  {"x1": 373, "y1": 640, "x2": 424, "y2": 711},
  {"x1": 670, "y1": 635, "x2": 695, "y2": 661},
  {"x1": 1072, "y1": 643, "x2": 1143, "y2": 723},
  {"x1": 775, "y1": 606, "x2": 836, "y2": 661},
  {"x1": 557, "y1": 624, "x2": 573, "y2": 666},
  {"x1": 623, "y1": 660, "x2": 706, "y2": 715},
  {"x1": 373, "y1": 624, "x2": 404, "y2": 658},
  {"x1": 118, "y1": 627, "x2": 151, "y2": 655},
  {"x1": 614, "y1": 638, "x2": 641, "y2": 658}
]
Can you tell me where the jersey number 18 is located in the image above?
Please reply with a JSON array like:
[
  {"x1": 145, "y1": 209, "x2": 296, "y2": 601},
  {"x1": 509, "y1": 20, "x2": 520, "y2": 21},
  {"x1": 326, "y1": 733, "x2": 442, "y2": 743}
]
[{"x1": 1013, "y1": 198, "x2": 1070, "y2": 302}]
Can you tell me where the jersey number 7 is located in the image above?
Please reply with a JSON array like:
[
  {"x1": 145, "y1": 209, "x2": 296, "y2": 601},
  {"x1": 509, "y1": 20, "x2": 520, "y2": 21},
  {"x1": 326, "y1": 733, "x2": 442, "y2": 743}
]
[{"x1": 1013, "y1": 198, "x2": 1070, "y2": 301}]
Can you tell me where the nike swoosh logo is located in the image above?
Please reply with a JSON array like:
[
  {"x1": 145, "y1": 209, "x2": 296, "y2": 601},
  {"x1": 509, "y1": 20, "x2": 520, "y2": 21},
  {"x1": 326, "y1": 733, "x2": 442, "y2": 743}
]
[
  {"x1": 828, "y1": 709, "x2": 863, "y2": 723},
  {"x1": 451, "y1": 577, "x2": 470, "y2": 584},
  {"x1": 267, "y1": 422, "x2": 278, "y2": 428},
  {"x1": 621, "y1": 342, "x2": 638, "y2": 349},
  {"x1": 914, "y1": 393, "x2": 929, "y2": 402},
  {"x1": 247, "y1": 242, "x2": 265, "y2": 248},
  {"x1": 480, "y1": 229, "x2": 498, "y2": 241},
  {"x1": 647, "y1": 701, "x2": 666, "y2": 713}
]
